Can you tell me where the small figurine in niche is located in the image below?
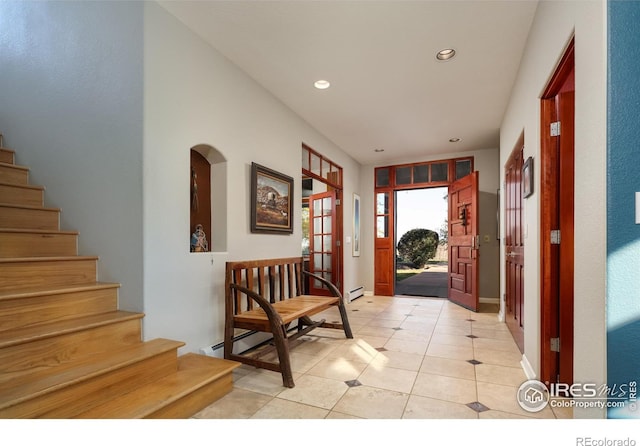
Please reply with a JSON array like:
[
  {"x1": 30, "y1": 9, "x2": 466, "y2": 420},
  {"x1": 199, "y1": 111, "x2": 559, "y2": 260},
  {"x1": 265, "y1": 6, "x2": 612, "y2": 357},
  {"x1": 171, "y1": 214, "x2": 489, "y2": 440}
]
[{"x1": 190, "y1": 224, "x2": 209, "y2": 252}]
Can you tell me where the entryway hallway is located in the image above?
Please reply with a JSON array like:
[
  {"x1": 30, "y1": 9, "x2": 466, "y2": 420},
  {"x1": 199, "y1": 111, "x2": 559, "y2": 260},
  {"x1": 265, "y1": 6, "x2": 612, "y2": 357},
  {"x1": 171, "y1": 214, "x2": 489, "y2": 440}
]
[{"x1": 193, "y1": 296, "x2": 571, "y2": 419}]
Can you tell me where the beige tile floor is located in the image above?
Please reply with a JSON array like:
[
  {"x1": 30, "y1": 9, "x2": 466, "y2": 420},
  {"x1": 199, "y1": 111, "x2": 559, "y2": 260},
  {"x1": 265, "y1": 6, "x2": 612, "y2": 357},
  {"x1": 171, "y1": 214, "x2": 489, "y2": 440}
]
[{"x1": 193, "y1": 295, "x2": 572, "y2": 419}]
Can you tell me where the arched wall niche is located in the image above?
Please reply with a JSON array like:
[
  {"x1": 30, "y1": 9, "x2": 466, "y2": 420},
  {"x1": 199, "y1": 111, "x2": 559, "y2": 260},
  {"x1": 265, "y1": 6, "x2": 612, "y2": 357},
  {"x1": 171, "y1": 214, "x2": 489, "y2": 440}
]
[{"x1": 189, "y1": 144, "x2": 227, "y2": 253}]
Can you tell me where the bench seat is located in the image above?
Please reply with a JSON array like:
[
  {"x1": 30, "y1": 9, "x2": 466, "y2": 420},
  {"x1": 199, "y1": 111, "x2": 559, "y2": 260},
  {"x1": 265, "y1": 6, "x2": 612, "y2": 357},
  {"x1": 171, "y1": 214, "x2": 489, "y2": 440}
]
[{"x1": 234, "y1": 295, "x2": 340, "y2": 332}]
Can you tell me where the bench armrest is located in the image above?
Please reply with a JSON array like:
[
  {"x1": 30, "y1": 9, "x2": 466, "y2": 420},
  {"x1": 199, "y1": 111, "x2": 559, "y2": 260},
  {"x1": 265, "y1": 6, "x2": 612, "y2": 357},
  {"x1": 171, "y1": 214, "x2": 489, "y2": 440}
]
[
  {"x1": 302, "y1": 270, "x2": 344, "y2": 300},
  {"x1": 229, "y1": 283, "x2": 285, "y2": 327}
]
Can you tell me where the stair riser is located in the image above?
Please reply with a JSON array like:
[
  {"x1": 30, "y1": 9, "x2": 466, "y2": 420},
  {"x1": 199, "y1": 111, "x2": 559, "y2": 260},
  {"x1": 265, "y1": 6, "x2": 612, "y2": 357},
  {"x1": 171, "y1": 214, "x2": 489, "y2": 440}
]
[
  {"x1": 0, "y1": 232, "x2": 77, "y2": 258},
  {"x1": 0, "y1": 206, "x2": 60, "y2": 230},
  {"x1": 0, "y1": 184, "x2": 43, "y2": 207},
  {"x1": 0, "y1": 164, "x2": 29, "y2": 185},
  {"x1": 0, "y1": 317, "x2": 142, "y2": 377},
  {"x1": 149, "y1": 373, "x2": 234, "y2": 419},
  {"x1": 0, "y1": 150, "x2": 14, "y2": 164},
  {"x1": 0, "y1": 258, "x2": 97, "y2": 291},
  {"x1": 0, "y1": 287, "x2": 119, "y2": 332},
  {"x1": 1, "y1": 349, "x2": 178, "y2": 418}
]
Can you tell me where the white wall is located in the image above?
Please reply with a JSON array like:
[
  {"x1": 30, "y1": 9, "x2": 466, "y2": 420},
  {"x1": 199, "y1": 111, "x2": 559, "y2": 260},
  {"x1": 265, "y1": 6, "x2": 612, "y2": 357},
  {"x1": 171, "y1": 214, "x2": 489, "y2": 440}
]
[
  {"x1": 143, "y1": 2, "x2": 362, "y2": 353},
  {"x1": 499, "y1": 0, "x2": 606, "y2": 418},
  {"x1": 360, "y1": 148, "x2": 501, "y2": 295},
  {"x1": 0, "y1": 1, "x2": 145, "y2": 312}
]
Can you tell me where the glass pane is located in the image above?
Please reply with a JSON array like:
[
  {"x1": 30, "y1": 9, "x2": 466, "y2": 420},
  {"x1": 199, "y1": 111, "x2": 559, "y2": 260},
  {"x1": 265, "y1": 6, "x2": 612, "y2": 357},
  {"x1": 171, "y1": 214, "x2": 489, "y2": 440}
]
[
  {"x1": 323, "y1": 235, "x2": 332, "y2": 252},
  {"x1": 413, "y1": 165, "x2": 429, "y2": 183},
  {"x1": 322, "y1": 158, "x2": 330, "y2": 179},
  {"x1": 302, "y1": 147, "x2": 310, "y2": 171},
  {"x1": 322, "y1": 197, "x2": 332, "y2": 215},
  {"x1": 431, "y1": 162, "x2": 448, "y2": 182},
  {"x1": 322, "y1": 216, "x2": 331, "y2": 232},
  {"x1": 376, "y1": 216, "x2": 389, "y2": 238},
  {"x1": 313, "y1": 217, "x2": 322, "y2": 233},
  {"x1": 313, "y1": 236, "x2": 322, "y2": 251},
  {"x1": 396, "y1": 166, "x2": 412, "y2": 185},
  {"x1": 301, "y1": 207, "x2": 309, "y2": 256},
  {"x1": 456, "y1": 159, "x2": 472, "y2": 179},
  {"x1": 310, "y1": 153, "x2": 321, "y2": 177},
  {"x1": 323, "y1": 253, "x2": 332, "y2": 270},
  {"x1": 313, "y1": 198, "x2": 321, "y2": 214},
  {"x1": 376, "y1": 168, "x2": 390, "y2": 187},
  {"x1": 376, "y1": 192, "x2": 389, "y2": 215},
  {"x1": 313, "y1": 253, "x2": 322, "y2": 269}
]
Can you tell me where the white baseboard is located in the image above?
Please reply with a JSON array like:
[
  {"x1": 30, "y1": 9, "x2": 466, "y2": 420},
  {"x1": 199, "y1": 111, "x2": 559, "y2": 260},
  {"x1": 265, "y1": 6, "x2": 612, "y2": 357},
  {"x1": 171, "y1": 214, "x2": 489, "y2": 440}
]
[{"x1": 521, "y1": 353, "x2": 537, "y2": 380}]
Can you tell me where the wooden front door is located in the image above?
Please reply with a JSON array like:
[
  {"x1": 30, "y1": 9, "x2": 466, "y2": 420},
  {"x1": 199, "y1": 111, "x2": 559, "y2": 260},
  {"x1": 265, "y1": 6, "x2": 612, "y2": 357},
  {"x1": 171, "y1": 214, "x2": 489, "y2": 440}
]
[
  {"x1": 308, "y1": 190, "x2": 338, "y2": 296},
  {"x1": 447, "y1": 172, "x2": 479, "y2": 311},
  {"x1": 504, "y1": 136, "x2": 525, "y2": 352},
  {"x1": 540, "y1": 38, "x2": 575, "y2": 385}
]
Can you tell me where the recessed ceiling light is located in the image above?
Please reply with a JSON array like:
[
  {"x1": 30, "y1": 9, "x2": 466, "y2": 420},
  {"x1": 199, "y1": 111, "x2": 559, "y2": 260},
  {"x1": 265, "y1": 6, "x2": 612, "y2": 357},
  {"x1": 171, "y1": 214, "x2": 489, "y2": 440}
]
[
  {"x1": 374, "y1": 148, "x2": 385, "y2": 152},
  {"x1": 314, "y1": 80, "x2": 331, "y2": 90},
  {"x1": 449, "y1": 138, "x2": 461, "y2": 143},
  {"x1": 436, "y1": 48, "x2": 456, "y2": 61}
]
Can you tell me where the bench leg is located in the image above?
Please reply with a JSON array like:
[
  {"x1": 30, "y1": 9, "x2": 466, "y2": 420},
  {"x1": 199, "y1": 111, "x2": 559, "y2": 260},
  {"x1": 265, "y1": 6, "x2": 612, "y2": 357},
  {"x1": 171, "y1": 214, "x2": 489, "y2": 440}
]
[
  {"x1": 272, "y1": 324, "x2": 295, "y2": 388},
  {"x1": 337, "y1": 300, "x2": 354, "y2": 339}
]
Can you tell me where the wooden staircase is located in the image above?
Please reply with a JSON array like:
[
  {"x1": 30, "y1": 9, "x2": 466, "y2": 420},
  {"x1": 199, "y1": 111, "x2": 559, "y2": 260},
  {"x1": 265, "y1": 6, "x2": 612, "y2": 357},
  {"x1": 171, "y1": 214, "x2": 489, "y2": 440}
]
[{"x1": 0, "y1": 134, "x2": 240, "y2": 418}]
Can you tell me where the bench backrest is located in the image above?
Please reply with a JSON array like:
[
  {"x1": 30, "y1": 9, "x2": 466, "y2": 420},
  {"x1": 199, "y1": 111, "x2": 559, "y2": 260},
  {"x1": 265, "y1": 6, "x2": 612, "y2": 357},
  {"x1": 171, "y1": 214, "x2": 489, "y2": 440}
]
[{"x1": 225, "y1": 257, "x2": 305, "y2": 316}]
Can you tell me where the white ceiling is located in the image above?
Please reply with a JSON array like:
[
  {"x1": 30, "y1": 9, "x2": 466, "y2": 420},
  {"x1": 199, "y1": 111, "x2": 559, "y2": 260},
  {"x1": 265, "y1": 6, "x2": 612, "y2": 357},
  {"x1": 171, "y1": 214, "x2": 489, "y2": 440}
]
[{"x1": 159, "y1": 0, "x2": 539, "y2": 165}]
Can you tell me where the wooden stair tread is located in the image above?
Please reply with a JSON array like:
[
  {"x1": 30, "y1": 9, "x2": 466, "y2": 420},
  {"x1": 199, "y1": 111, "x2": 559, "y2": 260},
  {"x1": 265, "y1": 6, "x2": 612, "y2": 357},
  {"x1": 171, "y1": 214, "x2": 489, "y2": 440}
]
[
  {"x1": 0, "y1": 202, "x2": 61, "y2": 212},
  {"x1": 0, "y1": 255, "x2": 99, "y2": 264},
  {"x1": 0, "y1": 162, "x2": 29, "y2": 171},
  {"x1": 75, "y1": 353, "x2": 241, "y2": 418},
  {"x1": 0, "y1": 181, "x2": 44, "y2": 191},
  {"x1": 0, "y1": 338, "x2": 185, "y2": 410},
  {"x1": 0, "y1": 310, "x2": 143, "y2": 348},
  {"x1": 0, "y1": 282, "x2": 121, "y2": 301},
  {"x1": 0, "y1": 228, "x2": 78, "y2": 235}
]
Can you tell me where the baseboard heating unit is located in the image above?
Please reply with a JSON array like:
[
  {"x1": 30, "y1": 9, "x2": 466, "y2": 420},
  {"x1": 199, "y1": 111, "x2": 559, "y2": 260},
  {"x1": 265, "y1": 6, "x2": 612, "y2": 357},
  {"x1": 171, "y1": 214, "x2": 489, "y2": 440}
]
[{"x1": 348, "y1": 286, "x2": 365, "y2": 303}]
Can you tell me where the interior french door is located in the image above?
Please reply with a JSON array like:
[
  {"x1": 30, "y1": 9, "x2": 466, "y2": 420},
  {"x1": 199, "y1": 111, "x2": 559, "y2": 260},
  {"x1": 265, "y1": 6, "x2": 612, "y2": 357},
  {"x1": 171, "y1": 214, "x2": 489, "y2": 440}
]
[
  {"x1": 308, "y1": 190, "x2": 338, "y2": 296},
  {"x1": 447, "y1": 172, "x2": 479, "y2": 311}
]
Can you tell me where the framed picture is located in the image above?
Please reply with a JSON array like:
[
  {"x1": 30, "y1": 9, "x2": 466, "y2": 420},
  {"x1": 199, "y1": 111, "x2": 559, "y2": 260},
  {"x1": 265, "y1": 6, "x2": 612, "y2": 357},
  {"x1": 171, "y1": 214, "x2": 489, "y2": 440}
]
[
  {"x1": 251, "y1": 162, "x2": 294, "y2": 234},
  {"x1": 496, "y1": 189, "x2": 500, "y2": 240},
  {"x1": 352, "y1": 193, "x2": 361, "y2": 257},
  {"x1": 523, "y1": 156, "x2": 534, "y2": 198}
]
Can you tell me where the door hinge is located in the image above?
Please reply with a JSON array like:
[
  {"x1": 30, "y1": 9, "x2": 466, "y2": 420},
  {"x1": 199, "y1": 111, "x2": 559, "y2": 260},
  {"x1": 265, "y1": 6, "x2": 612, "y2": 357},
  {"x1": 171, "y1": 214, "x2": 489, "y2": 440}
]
[
  {"x1": 336, "y1": 240, "x2": 341, "y2": 246},
  {"x1": 550, "y1": 121, "x2": 561, "y2": 137},
  {"x1": 551, "y1": 337, "x2": 560, "y2": 352},
  {"x1": 550, "y1": 229, "x2": 561, "y2": 245},
  {"x1": 335, "y1": 199, "x2": 341, "y2": 205}
]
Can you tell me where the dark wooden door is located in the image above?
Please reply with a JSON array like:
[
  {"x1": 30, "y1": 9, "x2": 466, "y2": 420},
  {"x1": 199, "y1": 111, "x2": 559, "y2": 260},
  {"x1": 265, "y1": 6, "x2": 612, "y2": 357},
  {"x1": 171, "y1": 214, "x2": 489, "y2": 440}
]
[
  {"x1": 504, "y1": 137, "x2": 525, "y2": 353},
  {"x1": 447, "y1": 172, "x2": 479, "y2": 311},
  {"x1": 308, "y1": 190, "x2": 338, "y2": 296}
]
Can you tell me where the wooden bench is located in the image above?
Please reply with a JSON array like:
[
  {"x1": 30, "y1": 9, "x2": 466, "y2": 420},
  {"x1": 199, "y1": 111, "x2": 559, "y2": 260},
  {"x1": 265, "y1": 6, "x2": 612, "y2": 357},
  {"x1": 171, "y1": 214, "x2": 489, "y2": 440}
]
[{"x1": 224, "y1": 257, "x2": 353, "y2": 388}]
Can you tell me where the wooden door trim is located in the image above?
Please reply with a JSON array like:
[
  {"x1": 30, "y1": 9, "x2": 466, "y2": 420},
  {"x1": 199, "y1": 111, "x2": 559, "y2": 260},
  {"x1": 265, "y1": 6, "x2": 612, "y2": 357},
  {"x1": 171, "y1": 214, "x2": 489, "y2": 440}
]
[{"x1": 540, "y1": 38, "x2": 574, "y2": 384}]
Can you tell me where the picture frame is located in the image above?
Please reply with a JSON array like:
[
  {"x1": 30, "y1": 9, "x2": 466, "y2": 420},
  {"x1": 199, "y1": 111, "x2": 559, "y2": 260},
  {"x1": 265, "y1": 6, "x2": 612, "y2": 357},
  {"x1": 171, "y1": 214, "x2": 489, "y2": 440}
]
[
  {"x1": 523, "y1": 156, "x2": 534, "y2": 198},
  {"x1": 496, "y1": 188, "x2": 501, "y2": 240},
  {"x1": 250, "y1": 162, "x2": 294, "y2": 234},
  {"x1": 352, "y1": 193, "x2": 361, "y2": 257}
]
